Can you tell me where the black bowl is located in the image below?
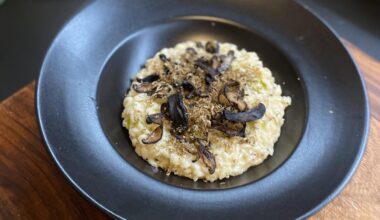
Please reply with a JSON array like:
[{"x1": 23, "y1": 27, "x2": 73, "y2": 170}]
[{"x1": 37, "y1": 1, "x2": 369, "y2": 219}]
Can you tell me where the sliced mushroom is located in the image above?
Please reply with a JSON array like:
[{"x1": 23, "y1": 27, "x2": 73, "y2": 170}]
[
  {"x1": 137, "y1": 74, "x2": 160, "y2": 83},
  {"x1": 218, "y1": 88, "x2": 230, "y2": 106},
  {"x1": 163, "y1": 65, "x2": 170, "y2": 75},
  {"x1": 211, "y1": 55, "x2": 220, "y2": 69},
  {"x1": 225, "y1": 91, "x2": 247, "y2": 112},
  {"x1": 218, "y1": 81, "x2": 238, "y2": 105},
  {"x1": 160, "y1": 103, "x2": 169, "y2": 118},
  {"x1": 192, "y1": 153, "x2": 200, "y2": 163},
  {"x1": 195, "y1": 41, "x2": 203, "y2": 48},
  {"x1": 195, "y1": 58, "x2": 220, "y2": 87},
  {"x1": 197, "y1": 139, "x2": 216, "y2": 174},
  {"x1": 167, "y1": 93, "x2": 188, "y2": 134},
  {"x1": 132, "y1": 83, "x2": 156, "y2": 94},
  {"x1": 181, "y1": 80, "x2": 208, "y2": 99},
  {"x1": 181, "y1": 80, "x2": 196, "y2": 99},
  {"x1": 196, "y1": 89, "x2": 210, "y2": 98},
  {"x1": 211, "y1": 114, "x2": 246, "y2": 137},
  {"x1": 218, "y1": 50, "x2": 235, "y2": 73},
  {"x1": 142, "y1": 125, "x2": 163, "y2": 144},
  {"x1": 214, "y1": 123, "x2": 246, "y2": 137},
  {"x1": 173, "y1": 132, "x2": 186, "y2": 143},
  {"x1": 186, "y1": 47, "x2": 197, "y2": 56},
  {"x1": 225, "y1": 79, "x2": 240, "y2": 87},
  {"x1": 195, "y1": 58, "x2": 219, "y2": 77},
  {"x1": 223, "y1": 103, "x2": 266, "y2": 122},
  {"x1": 204, "y1": 74, "x2": 214, "y2": 86},
  {"x1": 205, "y1": 41, "x2": 219, "y2": 54},
  {"x1": 218, "y1": 80, "x2": 247, "y2": 111},
  {"x1": 146, "y1": 113, "x2": 163, "y2": 125},
  {"x1": 159, "y1": 54, "x2": 168, "y2": 62}
]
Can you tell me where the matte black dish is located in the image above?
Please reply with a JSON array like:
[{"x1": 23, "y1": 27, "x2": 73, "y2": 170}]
[{"x1": 37, "y1": 1, "x2": 369, "y2": 219}]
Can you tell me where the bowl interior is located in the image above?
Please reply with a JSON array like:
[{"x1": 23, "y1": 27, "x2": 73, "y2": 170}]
[{"x1": 96, "y1": 17, "x2": 306, "y2": 189}]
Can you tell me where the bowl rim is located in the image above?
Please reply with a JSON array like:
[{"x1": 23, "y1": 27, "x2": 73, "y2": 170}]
[{"x1": 35, "y1": 1, "x2": 370, "y2": 219}]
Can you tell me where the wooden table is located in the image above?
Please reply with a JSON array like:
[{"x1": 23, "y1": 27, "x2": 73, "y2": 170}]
[{"x1": 0, "y1": 42, "x2": 379, "y2": 219}]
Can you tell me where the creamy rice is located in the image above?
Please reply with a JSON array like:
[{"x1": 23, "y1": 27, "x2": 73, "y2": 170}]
[{"x1": 122, "y1": 41, "x2": 291, "y2": 182}]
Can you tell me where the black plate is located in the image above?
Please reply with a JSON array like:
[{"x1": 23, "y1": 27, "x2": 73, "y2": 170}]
[{"x1": 37, "y1": 1, "x2": 369, "y2": 219}]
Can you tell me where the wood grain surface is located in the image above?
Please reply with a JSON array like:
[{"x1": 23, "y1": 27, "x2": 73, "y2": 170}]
[
  {"x1": 0, "y1": 43, "x2": 379, "y2": 219},
  {"x1": 0, "y1": 83, "x2": 108, "y2": 219}
]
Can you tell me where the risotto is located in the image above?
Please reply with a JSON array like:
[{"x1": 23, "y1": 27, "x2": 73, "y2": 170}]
[{"x1": 122, "y1": 41, "x2": 291, "y2": 182}]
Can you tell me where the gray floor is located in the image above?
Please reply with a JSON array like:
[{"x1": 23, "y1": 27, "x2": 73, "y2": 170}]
[{"x1": 0, "y1": 0, "x2": 379, "y2": 101}]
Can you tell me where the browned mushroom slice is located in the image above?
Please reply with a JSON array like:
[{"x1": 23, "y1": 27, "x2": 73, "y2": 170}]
[
  {"x1": 167, "y1": 93, "x2": 188, "y2": 134},
  {"x1": 218, "y1": 88, "x2": 230, "y2": 106},
  {"x1": 142, "y1": 125, "x2": 163, "y2": 144},
  {"x1": 195, "y1": 59, "x2": 219, "y2": 77},
  {"x1": 204, "y1": 74, "x2": 214, "y2": 86},
  {"x1": 192, "y1": 153, "x2": 200, "y2": 163},
  {"x1": 186, "y1": 47, "x2": 197, "y2": 56},
  {"x1": 218, "y1": 50, "x2": 235, "y2": 73},
  {"x1": 195, "y1": 41, "x2": 203, "y2": 48},
  {"x1": 163, "y1": 65, "x2": 171, "y2": 75},
  {"x1": 181, "y1": 81, "x2": 209, "y2": 99},
  {"x1": 225, "y1": 79, "x2": 240, "y2": 87},
  {"x1": 173, "y1": 132, "x2": 186, "y2": 143},
  {"x1": 205, "y1": 41, "x2": 219, "y2": 54},
  {"x1": 181, "y1": 80, "x2": 196, "y2": 99},
  {"x1": 196, "y1": 89, "x2": 210, "y2": 98},
  {"x1": 211, "y1": 115, "x2": 246, "y2": 137},
  {"x1": 211, "y1": 55, "x2": 220, "y2": 69},
  {"x1": 159, "y1": 54, "x2": 168, "y2": 62},
  {"x1": 146, "y1": 113, "x2": 163, "y2": 125},
  {"x1": 137, "y1": 74, "x2": 160, "y2": 83},
  {"x1": 218, "y1": 80, "x2": 247, "y2": 111},
  {"x1": 160, "y1": 102, "x2": 168, "y2": 116},
  {"x1": 132, "y1": 82, "x2": 156, "y2": 94},
  {"x1": 197, "y1": 139, "x2": 216, "y2": 174},
  {"x1": 215, "y1": 123, "x2": 246, "y2": 137},
  {"x1": 223, "y1": 103, "x2": 266, "y2": 122},
  {"x1": 225, "y1": 90, "x2": 247, "y2": 112}
]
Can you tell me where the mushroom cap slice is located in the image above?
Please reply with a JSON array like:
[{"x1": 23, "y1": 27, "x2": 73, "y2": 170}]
[
  {"x1": 159, "y1": 54, "x2": 168, "y2": 62},
  {"x1": 218, "y1": 80, "x2": 247, "y2": 112},
  {"x1": 146, "y1": 113, "x2": 163, "y2": 125},
  {"x1": 167, "y1": 93, "x2": 188, "y2": 134},
  {"x1": 195, "y1": 58, "x2": 219, "y2": 78},
  {"x1": 181, "y1": 80, "x2": 197, "y2": 99},
  {"x1": 142, "y1": 125, "x2": 163, "y2": 144},
  {"x1": 205, "y1": 41, "x2": 219, "y2": 54},
  {"x1": 211, "y1": 114, "x2": 246, "y2": 137},
  {"x1": 137, "y1": 74, "x2": 160, "y2": 83},
  {"x1": 132, "y1": 82, "x2": 156, "y2": 94},
  {"x1": 197, "y1": 139, "x2": 216, "y2": 174},
  {"x1": 186, "y1": 47, "x2": 198, "y2": 56},
  {"x1": 223, "y1": 103, "x2": 266, "y2": 122},
  {"x1": 217, "y1": 50, "x2": 235, "y2": 73}
]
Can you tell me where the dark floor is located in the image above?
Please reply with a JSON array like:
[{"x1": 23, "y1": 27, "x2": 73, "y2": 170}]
[{"x1": 0, "y1": 0, "x2": 379, "y2": 101}]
